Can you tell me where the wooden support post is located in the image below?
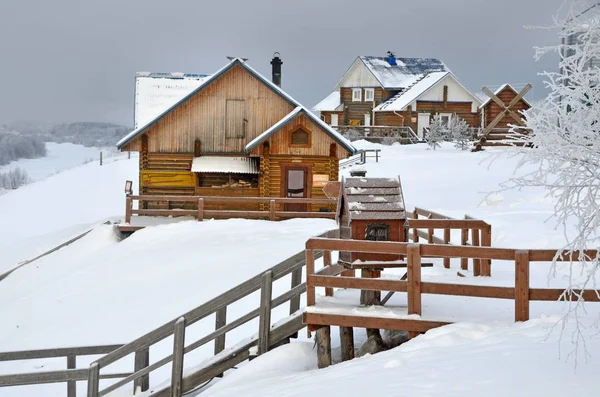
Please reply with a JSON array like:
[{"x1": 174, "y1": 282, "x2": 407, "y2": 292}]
[
  {"x1": 197, "y1": 198, "x2": 204, "y2": 221},
  {"x1": 461, "y1": 228, "x2": 468, "y2": 270},
  {"x1": 214, "y1": 306, "x2": 227, "y2": 355},
  {"x1": 471, "y1": 228, "x2": 481, "y2": 276},
  {"x1": 67, "y1": 354, "x2": 76, "y2": 397},
  {"x1": 339, "y1": 326, "x2": 355, "y2": 362},
  {"x1": 125, "y1": 196, "x2": 132, "y2": 224},
  {"x1": 258, "y1": 270, "x2": 273, "y2": 355},
  {"x1": 171, "y1": 317, "x2": 186, "y2": 397},
  {"x1": 315, "y1": 326, "x2": 332, "y2": 369},
  {"x1": 306, "y1": 250, "x2": 315, "y2": 306},
  {"x1": 87, "y1": 362, "x2": 100, "y2": 397},
  {"x1": 134, "y1": 347, "x2": 150, "y2": 393},
  {"x1": 324, "y1": 251, "x2": 333, "y2": 297},
  {"x1": 515, "y1": 250, "x2": 530, "y2": 322},
  {"x1": 269, "y1": 199, "x2": 276, "y2": 221},
  {"x1": 413, "y1": 227, "x2": 419, "y2": 243},
  {"x1": 443, "y1": 228, "x2": 451, "y2": 269},
  {"x1": 100, "y1": 151, "x2": 103, "y2": 166},
  {"x1": 289, "y1": 267, "x2": 302, "y2": 315},
  {"x1": 427, "y1": 214, "x2": 433, "y2": 243},
  {"x1": 481, "y1": 225, "x2": 492, "y2": 276},
  {"x1": 407, "y1": 244, "x2": 422, "y2": 339},
  {"x1": 375, "y1": 150, "x2": 379, "y2": 162}
]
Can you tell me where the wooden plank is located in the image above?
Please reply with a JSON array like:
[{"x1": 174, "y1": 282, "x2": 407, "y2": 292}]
[
  {"x1": 471, "y1": 228, "x2": 481, "y2": 276},
  {"x1": 515, "y1": 250, "x2": 530, "y2": 322},
  {"x1": 339, "y1": 327, "x2": 354, "y2": 362},
  {"x1": 269, "y1": 200, "x2": 275, "y2": 221},
  {"x1": 125, "y1": 196, "x2": 132, "y2": 224},
  {"x1": 421, "y1": 282, "x2": 514, "y2": 299},
  {"x1": 133, "y1": 347, "x2": 150, "y2": 393},
  {"x1": 214, "y1": 307, "x2": 227, "y2": 356},
  {"x1": 528, "y1": 249, "x2": 599, "y2": 262},
  {"x1": 306, "y1": 238, "x2": 408, "y2": 255},
  {"x1": 303, "y1": 313, "x2": 451, "y2": 333},
  {"x1": 407, "y1": 219, "x2": 488, "y2": 230},
  {"x1": 414, "y1": 207, "x2": 453, "y2": 220},
  {"x1": 276, "y1": 211, "x2": 335, "y2": 219},
  {"x1": 0, "y1": 369, "x2": 89, "y2": 387},
  {"x1": 529, "y1": 288, "x2": 600, "y2": 302},
  {"x1": 258, "y1": 271, "x2": 273, "y2": 355},
  {"x1": 481, "y1": 225, "x2": 492, "y2": 276},
  {"x1": 87, "y1": 362, "x2": 100, "y2": 397},
  {"x1": 461, "y1": 228, "x2": 468, "y2": 270},
  {"x1": 420, "y1": 244, "x2": 516, "y2": 260},
  {"x1": 0, "y1": 345, "x2": 123, "y2": 362},
  {"x1": 132, "y1": 209, "x2": 198, "y2": 217},
  {"x1": 308, "y1": 275, "x2": 408, "y2": 293},
  {"x1": 171, "y1": 317, "x2": 186, "y2": 397},
  {"x1": 67, "y1": 355, "x2": 76, "y2": 397},
  {"x1": 197, "y1": 198, "x2": 204, "y2": 221},
  {"x1": 306, "y1": 250, "x2": 316, "y2": 306},
  {"x1": 289, "y1": 267, "x2": 303, "y2": 315},
  {"x1": 407, "y1": 244, "x2": 422, "y2": 316},
  {"x1": 315, "y1": 263, "x2": 346, "y2": 276},
  {"x1": 443, "y1": 228, "x2": 451, "y2": 268},
  {"x1": 323, "y1": 251, "x2": 333, "y2": 297},
  {"x1": 315, "y1": 326, "x2": 331, "y2": 369}
]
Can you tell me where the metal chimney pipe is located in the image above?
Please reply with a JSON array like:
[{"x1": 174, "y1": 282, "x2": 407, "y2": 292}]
[{"x1": 271, "y1": 52, "x2": 282, "y2": 88}]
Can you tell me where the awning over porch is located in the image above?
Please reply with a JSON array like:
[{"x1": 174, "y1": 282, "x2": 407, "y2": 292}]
[{"x1": 191, "y1": 156, "x2": 260, "y2": 174}]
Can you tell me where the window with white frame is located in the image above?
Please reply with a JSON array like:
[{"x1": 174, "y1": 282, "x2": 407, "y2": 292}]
[
  {"x1": 439, "y1": 113, "x2": 452, "y2": 129},
  {"x1": 352, "y1": 88, "x2": 362, "y2": 102},
  {"x1": 364, "y1": 88, "x2": 375, "y2": 102}
]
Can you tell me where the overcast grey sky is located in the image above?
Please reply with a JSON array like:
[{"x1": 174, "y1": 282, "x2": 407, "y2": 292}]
[{"x1": 0, "y1": 0, "x2": 571, "y2": 127}]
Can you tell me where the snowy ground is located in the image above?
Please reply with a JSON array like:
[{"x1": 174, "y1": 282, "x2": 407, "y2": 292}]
[{"x1": 0, "y1": 141, "x2": 599, "y2": 397}]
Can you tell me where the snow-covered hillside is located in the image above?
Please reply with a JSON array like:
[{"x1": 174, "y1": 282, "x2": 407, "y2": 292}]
[{"x1": 0, "y1": 141, "x2": 598, "y2": 397}]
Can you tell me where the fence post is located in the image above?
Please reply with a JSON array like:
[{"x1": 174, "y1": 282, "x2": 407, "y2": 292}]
[
  {"x1": 461, "y1": 228, "x2": 468, "y2": 270},
  {"x1": 125, "y1": 196, "x2": 133, "y2": 224},
  {"x1": 407, "y1": 244, "x2": 422, "y2": 339},
  {"x1": 67, "y1": 354, "x2": 76, "y2": 397},
  {"x1": 87, "y1": 362, "x2": 100, "y2": 397},
  {"x1": 171, "y1": 317, "x2": 186, "y2": 397},
  {"x1": 515, "y1": 250, "x2": 530, "y2": 322},
  {"x1": 471, "y1": 228, "x2": 481, "y2": 276},
  {"x1": 258, "y1": 270, "x2": 273, "y2": 355},
  {"x1": 375, "y1": 150, "x2": 379, "y2": 162},
  {"x1": 269, "y1": 200, "x2": 276, "y2": 221},
  {"x1": 443, "y1": 228, "x2": 451, "y2": 269},
  {"x1": 100, "y1": 151, "x2": 103, "y2": 166},
  {"x1": 134, "y1": 347, "x2": 150, "y2": 393},
  {"x1": 481, "y1": 225, "x2": 492, "y2": 276},
  {"x1": 289, "y1": 267, "x2": 302, "y2": 315},
  {"x1": 427, "y1": 214, "x2": 433, "y2": 243},
  {"x1": 214, "y1": 306, "x2": 227, "y2": 355},
  {"x1": 197, "y1": 198, "x2": 204, "y2": 221},
  {"x1": 306, "y1": 249, "x2": 315, "y2": 306},
  {"x1": 324, "y1": 250, "x2": 333, "y2": 297}
]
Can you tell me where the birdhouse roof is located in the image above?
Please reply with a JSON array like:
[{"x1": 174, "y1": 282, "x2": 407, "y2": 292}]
[{"x1": 338, "y1": 177, "x2": 406, "y2": 222}]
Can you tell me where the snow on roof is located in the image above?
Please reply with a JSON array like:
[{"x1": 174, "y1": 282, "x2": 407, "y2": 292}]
[
  {"x1": 191, "y1": 156, "x2": 259, "y2": 174},
  {"x1": 478, "y1": 84, "x2": 532, "y2": 109},
  {"x1": 374, "y1": 72, "x2": 449, "y2": 111},
  {"x1": 119, "y1": 58, "x2": 356, "y2": 155},
  {"x1": 360, "y1": 56, "x2": 449, "y2": 89},
  {"x1": 343, "y1": 177, "x2": 406, "y2": 221},
  {"x1": 313, "y1": 91, "x2": 342, "y2": 112}
]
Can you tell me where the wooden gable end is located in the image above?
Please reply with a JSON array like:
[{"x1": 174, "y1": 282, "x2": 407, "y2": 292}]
[
  {"x1": 250, "y1": 113, "x2": 351, "y2": 159},
  {"x1": 121, "y1": 64, "x2": 296, "y2": 153},
  {"x1": 483, "y1": 86, "x2": 530, "y2": 128}
]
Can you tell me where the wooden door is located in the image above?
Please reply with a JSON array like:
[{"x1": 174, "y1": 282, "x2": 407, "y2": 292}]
[
  {"x1": 284, "y1": 167, "x2": 308, "y2": 212},
  {"x1": 417, "y1": 113, "x2": 430, "y2": 140}
]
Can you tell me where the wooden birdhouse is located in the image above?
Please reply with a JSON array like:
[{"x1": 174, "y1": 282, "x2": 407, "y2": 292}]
[{"x1": 336, "y1": 175, "x2": 407, "y2": 262}]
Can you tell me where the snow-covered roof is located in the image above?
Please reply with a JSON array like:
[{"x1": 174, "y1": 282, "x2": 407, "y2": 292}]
[
  {"x1": 245, "y1": 106, "x2": 356, "y2": 154},
  {"x1": 118, "y1": 58, "x2": 356, "y2": 155},
  {"x1": 374, "y1": 72, "x2": 449, "y2": 111},
  {"x1": 479, "y1": 84, "x2": 532, "y2": 109},
  {"x1": 191, "y1": 156, "x2": 259, "y2": 174},
  {"x1": 313, "y1": 91, "x2": 343, "y2": 112},
  {"x1": 360, "y1": 56, "x2": 449, "y2": 89},
  {"x1": 340, "y1": 177, "x2": 406, "y2": 221}
]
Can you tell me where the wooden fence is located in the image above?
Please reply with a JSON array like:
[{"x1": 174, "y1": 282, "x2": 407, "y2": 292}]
[
  {"x1": 0, "y1": 345, "x2": 133, "y2": 397},
  {"x1": 304, "y1": 238, "x2": 600, "y2": 352},
  {"x1": 408, "y1": 207, "x2": 492, "y2": 276},
  {"x1": 338, "y1": 149, "x2": 381, "y2": 169},
  {"x1": 125, "y1": 195, "x2": 337, "y2": 224}
]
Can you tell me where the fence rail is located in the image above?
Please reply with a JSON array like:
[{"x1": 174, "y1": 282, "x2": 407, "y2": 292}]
[
  {"x1": 339, "y1": 149, "x2": 381, "y2": 169},
  {"x1": 125, "y1": 195, "x2": 337, "y2": 224}
]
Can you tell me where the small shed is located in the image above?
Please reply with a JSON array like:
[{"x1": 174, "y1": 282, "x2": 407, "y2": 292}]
[{"x1": 336, "y1": 176, "x2": 407, "y2": 262}]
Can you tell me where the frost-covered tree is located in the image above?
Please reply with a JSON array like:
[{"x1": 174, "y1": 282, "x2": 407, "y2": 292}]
[
  {"x1": 508, "y1": 2, "x2": 600, "y2": 312},
  {"x1": 425, "y1": 115, "x2": 448, "y2": 150},
  {"x1": 450, "y1": 114, "x2": 472, "y2": 150},
  {"x1": 0, "y1": 168, "x2": 30, "y2": 190}
]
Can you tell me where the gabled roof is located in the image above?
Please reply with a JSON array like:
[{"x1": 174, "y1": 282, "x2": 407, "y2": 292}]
[
  {"x1": 338, "y1": 177, "x2": 406, "y2": 222},
  {"x1": 374, "y1": 71, "x2": 481, "y2": 112},
  {"x1": 312, "y1": 91, "x2": 343, "y2": 112},
  {"x1": 117, "y1": 58, "x2": 355, "y2": 153},
  {"x1": 359, "y1": 56, "x2": 449, "y2": 89},
  {"x1": 245, "y1": 106, "x2": 356, "y2": 154},
  {"x1": 479, "y1": 84, "x2": 532, "y2": 109}
]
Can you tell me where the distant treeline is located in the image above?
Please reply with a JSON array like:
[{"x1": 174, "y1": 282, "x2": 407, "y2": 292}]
[
  {"x1": 0, "y1": 133, "x2": 47, "y2": 165},
  {"x1": 3, "y1": 121, "x2": 132, "y2": 148}
]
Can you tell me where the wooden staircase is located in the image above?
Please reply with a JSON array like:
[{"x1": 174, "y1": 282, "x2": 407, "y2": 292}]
[{"x1": 475, "y1": 128, "x2": 530, "y2": 149}]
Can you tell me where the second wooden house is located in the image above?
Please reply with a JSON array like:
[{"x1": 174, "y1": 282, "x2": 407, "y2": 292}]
[{"x1": 117, "y1": 56, "x2": 356, "y2": 213}]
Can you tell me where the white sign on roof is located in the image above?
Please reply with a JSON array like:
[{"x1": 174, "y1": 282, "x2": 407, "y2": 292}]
[{"x1": 134, "y1": 72, "x2": 210, "y2": 129}]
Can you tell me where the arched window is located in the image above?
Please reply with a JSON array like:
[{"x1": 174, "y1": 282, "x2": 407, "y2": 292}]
[{"x1": 290, "y1": 128, "x2": 310, "y2": 146}]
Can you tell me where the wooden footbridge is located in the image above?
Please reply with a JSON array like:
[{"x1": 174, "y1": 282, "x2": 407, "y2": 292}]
[{"x1": 1, "y1": 209, "x2": 599, "y2": 395}]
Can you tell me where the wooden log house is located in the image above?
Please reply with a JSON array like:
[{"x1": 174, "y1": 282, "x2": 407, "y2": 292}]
[{"x1": 117, "y1": 56, "x2": 356, "y2": 212}]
